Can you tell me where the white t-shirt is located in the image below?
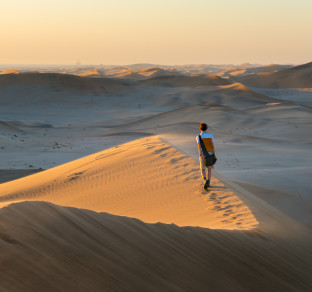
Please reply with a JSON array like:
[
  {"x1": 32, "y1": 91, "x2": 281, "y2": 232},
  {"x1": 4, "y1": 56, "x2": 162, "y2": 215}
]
[
  {"x1": 196, "y1": 131, "x2": 215, "y2": 143},
  {"x1": 196, "y1": 131, "x2": 215, "y2": 155}
]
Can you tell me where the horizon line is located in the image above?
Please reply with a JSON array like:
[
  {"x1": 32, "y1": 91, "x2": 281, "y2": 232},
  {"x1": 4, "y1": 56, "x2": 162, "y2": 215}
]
[{"x1": 0, "y1": 62, "x2": 297, "y2": 67}]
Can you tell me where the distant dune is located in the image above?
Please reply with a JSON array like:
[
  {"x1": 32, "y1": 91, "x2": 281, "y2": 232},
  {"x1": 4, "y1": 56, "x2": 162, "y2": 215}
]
[
  {"x1": 0, "y1": 69, "x2": 20, "y2": 75},
  {"x1": 152, "y1": 82, "x2": 283, "y2": 109},
  {"x1": 0, "y1": 72, "x2": 141, "y2": 97},
  {"x1": 218, "y1": 64, "x2": 292, "y2": 77},
  {"x1": 140, "y1": 74, "x2": 232, "y2": 87},
  {"x1": 1, "y1": 63, "x2": 289, "y2": 80},
  {"x1": 237, "y1": 62, "x2": 312, "y2": 88},
  {"x1": 77, "y1": 69, "x2": 102, "y2": 77},
  {"x1": 117, "y1": 85, "x2": 289, "y2": 132},
  {"x1": 0, "y1": 120, "x2": 25, "y2": 133},
  {"x1": 113, "y1": 71, "x2": 145, "y2": 79},
  {"x1": 135, "y1": 67, "x2": 180, "y2": 78},
  {"x1": 100, "y1": 67, "x2": 182, "y2": 80}
]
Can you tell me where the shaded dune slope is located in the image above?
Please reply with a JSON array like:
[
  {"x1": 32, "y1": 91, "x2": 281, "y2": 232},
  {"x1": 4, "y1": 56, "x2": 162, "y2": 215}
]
[
  {"x1": 119, "y1": 99, "x2": 310, "y2": 135},
  {"x1": 137, "y1": 82, "x2": 284, "y2": 110},
  {"x1": 116, "y1": 84, "x2": 297, "y2": 132},
  {"x1": 218, "y1": 64, "x2": 292, "y2": 77},
  {"x1": 0, "y1": 72, "x2": 141, "y2": 96},
  {"x1": 140, "y1": 74, "x2": 232, "y2": 87},
  {"x1": 0, "y1": 120, "x2": 26, "y2": 133},
  {"x1": 237, "y1": 62, "x2": 312, "y2": 88},
  {"x1": 0, "y1": 136, "x2": 257, "y2": 230},
  {"x1": 0, "y1": 201, "x2": 311, "y2": 292}
]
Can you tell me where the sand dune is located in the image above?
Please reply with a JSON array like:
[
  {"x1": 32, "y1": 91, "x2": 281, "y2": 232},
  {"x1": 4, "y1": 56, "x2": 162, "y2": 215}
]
[
  {"x1": 0, "y1": 136, "x2": 257, "y2": 230},
  {"x1": 237, "y1": 61, "x2": 312, "y2": 88},
  {"x1": 0, "y1": 72, "x2": 141, "y2": 97},
  {"x1": 113, "y1": 71, "x2": 145, "y2": 79},
  {"x1": 77, "y1": 69, "x2": 102, "y2": 77},
  {"x1": 150, "y1": 82, "x2": 285, "y2": 109},
  {"x1": 0, "y1": 63, "x2": 274, "y2": 79},
  {"x1": 218, "y1": 64, "x2": 292, "y2": 77},
  {"x1": 0, "y1": 200, "x2": 311, "y2": 292},
  {"x1": 99, "y1": 67, "x2": 182, "y2": 80},
  {"x1": 140, "y1": 74, "x2": 232, "y2": 87},
  {"x1": 0, "y1": 120, "x2": 25, "y2": 133},
  {"x1": 250, "y1": 102, "x2": 312, "y2": 119},
  {"x1": 135, "y1": 67, "x2": 180, "y2": 78},
  {"x1": 0, "y1": 69, "x2": 20, "y2": 74},
  {"x1": 119, "y1": 84, "x2": 286, "y2": 128},
  {"x1": 0, "y1": 138, "x2": 311, "y2": 291}
]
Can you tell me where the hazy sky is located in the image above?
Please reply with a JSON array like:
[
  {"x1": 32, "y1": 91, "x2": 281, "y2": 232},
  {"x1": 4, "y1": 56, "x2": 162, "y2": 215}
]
[{"x1": 1, "y1": 0, "x2": 311, "y2": 65}]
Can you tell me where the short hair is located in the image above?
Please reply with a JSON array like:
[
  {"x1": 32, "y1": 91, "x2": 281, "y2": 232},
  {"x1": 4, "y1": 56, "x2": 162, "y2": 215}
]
[{"x1": 200, "y1": 122, "x2": 208, "y2": 131}]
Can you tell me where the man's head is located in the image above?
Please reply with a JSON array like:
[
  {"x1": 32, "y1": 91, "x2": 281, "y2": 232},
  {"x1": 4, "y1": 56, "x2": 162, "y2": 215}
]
[{"x1": 200, "y1": 122, "x2": 208, "y2": 131}]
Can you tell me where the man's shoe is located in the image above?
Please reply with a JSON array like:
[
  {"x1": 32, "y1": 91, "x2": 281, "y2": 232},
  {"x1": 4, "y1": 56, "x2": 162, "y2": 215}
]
[{"x1": 203, "y1": 180, "x2": 209, "y2": 190}]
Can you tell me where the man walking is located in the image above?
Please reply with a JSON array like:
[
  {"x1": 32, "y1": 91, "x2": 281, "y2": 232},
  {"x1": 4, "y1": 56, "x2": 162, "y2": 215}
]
[{"x1": 196, "y1": 122, "x2": 215, "y2": 190}]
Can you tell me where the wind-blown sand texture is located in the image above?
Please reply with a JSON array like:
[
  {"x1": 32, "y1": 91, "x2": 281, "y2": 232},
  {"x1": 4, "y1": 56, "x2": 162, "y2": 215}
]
[
  {"x1": 0, "y1": 137, "x2": 257, "y2": 230},
  {"x1": 0, "y1": 62, "x2": 312, "y2": 291},
  {"x1": 0, "y1": 200, "x2": 311, "y2": 292},
  {"x1": 0, "y1": 137, "x2": 312, "y2": 291}
]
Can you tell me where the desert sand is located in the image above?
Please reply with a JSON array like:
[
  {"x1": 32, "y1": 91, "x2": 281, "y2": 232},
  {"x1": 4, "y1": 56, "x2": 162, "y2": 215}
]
[
  {"x1": 0, "y1": 136, "x2": 258, "y2": 230},
  {"x1": 236, "y1": 62, "x2": 312, "y2": 88},
  {"x1": 0, "y1": 62, "x2": 312, "y2": 291}
]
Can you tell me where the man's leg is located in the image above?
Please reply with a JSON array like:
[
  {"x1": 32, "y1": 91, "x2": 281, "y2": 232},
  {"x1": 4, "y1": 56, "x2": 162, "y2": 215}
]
[
  {"x1": 200, "y1": 156, "x2": 209, "y2": 189},
  {"x1": 199, "y1": 157, "x2": 207, "y2": 180},
  {"x1": 206, "y1": 167, "x2": 212, "y2": 186},
  {"x1": 201, "y1": 168, "x2": 207, "y2": 180},
  {"x1": 207, "y1": 167, "x2": 212, "y2": 180}
]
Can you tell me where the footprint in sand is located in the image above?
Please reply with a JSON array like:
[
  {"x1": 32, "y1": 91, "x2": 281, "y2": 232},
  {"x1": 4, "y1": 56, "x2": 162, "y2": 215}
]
[
  {"x1": 154, "y1": 146, "x2": 171, "y2": 154},
  {"x1": 66, "y1": 171, "x2": 85, "y2": 182},
  {"x1": 210, "y1": 192, "x2": 217, "y2": 198}
]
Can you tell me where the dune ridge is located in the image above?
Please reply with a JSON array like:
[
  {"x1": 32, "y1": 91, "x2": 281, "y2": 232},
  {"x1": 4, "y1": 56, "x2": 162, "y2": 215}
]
[
  {"x1": 0, "y1": 136, "x2": 257, "y2": 230},
  {"x1": 0, "y1": 69, "x2": 20, "y2": 75}
]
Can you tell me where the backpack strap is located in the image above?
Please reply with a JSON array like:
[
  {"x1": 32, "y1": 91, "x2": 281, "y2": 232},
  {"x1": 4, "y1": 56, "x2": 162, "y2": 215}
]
[{"x1": 198, "y1": 135, "x2": 209, "y2": 157}]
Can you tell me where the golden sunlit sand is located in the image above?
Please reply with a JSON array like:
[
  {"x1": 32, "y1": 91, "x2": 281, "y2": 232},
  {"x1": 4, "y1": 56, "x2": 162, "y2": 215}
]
[{"x1": 0, "y1": 136, "x2": 258, "y2": 230}]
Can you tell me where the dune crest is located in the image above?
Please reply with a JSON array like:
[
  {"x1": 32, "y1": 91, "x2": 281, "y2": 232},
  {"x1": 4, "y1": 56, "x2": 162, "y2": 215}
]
[
  {"x1": 0, "y1": 136, "x2": 257, "y2": 230},
  {"x1": 77, "y1": 69, "x2": 101, "y2": 77},
  {"x1": 0, "y1": 69, "x2": 20, "y2": 74}
]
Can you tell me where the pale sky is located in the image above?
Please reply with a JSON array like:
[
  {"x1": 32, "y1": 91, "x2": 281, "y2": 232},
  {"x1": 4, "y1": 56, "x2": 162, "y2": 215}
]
[{"x1": 1, "y1": 0, "x2": 311, "y2": 65}]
